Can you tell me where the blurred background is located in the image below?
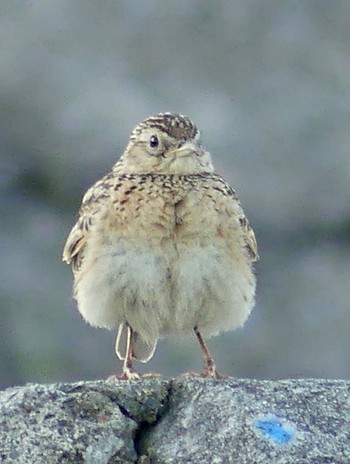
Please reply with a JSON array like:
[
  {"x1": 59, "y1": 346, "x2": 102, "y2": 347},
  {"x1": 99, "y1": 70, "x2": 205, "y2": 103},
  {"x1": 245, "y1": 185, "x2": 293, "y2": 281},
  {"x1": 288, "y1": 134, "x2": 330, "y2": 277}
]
[{"x1": 1, "y1": 1, "x2": 350, "y2": 389}]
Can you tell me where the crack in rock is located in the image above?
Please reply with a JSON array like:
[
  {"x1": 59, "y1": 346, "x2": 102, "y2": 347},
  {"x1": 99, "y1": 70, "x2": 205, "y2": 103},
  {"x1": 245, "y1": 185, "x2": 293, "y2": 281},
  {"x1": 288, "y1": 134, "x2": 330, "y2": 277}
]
[{"x1": 133, "y1": 380, "x2": 173, "y2": 463}]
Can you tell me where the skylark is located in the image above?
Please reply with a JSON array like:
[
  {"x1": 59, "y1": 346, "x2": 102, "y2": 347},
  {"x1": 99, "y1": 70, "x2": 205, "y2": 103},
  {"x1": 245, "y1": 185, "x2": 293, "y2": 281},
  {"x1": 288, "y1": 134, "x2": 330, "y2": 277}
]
[{"x1": 63, "y1": 112, "x2": 258, "y2": 379}]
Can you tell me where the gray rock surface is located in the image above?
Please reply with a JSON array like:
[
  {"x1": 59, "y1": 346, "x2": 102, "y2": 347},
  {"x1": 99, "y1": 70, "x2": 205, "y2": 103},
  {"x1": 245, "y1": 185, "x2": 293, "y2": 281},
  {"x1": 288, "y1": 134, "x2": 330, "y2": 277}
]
[
  {"x1": 1, "y1": 378, "x2": 349, "y2": 463},
  {"x1": 0, "y1": 379, "x2": 168, "y2": 464}
]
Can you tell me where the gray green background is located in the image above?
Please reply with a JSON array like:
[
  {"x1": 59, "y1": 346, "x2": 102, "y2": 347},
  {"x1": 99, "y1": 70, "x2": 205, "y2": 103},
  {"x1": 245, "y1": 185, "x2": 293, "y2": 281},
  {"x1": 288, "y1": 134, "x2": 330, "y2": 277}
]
[{"x1": 1, "y1": 1, "x2": 350, "y2": 389}]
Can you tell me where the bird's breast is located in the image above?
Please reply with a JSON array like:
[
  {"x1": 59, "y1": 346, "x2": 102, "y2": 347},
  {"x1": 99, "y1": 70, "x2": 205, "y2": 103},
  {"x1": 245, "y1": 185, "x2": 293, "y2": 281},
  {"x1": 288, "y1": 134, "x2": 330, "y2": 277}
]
[{"x1": 104, "y1": 186, "x2": 225, "y2": 249}]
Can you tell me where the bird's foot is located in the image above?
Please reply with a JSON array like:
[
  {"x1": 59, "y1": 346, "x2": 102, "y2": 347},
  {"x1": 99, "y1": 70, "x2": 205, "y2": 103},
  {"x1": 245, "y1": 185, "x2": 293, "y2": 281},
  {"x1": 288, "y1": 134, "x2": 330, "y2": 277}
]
[
  {"x1": 108, "y1": 370, "x2": 162, "y2": 381},
  {"x1": 108, "y1": 366, "x2": 141, "y2": 381},
  {"x1": 200, "y1": 364, "x2": 227, "y2": 380},
  {"x1": 119, "y1": 367, "x2": 141, "y2": 380},
  {"x1": 181, "y1": 366, "x2": 226, "y2": 380}
]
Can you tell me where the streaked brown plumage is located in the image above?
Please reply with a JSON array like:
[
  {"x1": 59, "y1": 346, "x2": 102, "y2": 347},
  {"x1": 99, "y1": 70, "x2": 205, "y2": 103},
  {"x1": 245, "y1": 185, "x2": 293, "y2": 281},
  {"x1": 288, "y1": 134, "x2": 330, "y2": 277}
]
[{"x1": 63, "y1": 112, "x2": 258, "y2": 379}]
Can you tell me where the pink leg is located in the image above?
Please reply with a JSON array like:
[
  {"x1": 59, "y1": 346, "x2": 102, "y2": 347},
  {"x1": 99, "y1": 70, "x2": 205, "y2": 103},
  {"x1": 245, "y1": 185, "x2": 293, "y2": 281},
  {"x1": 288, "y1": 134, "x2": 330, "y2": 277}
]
[
  {"x1": 117, "y1": 324, "x2": 140, "y2": 380},
  {"x1": 194, "y1": 326, "x2": 222, "y2": 378}
]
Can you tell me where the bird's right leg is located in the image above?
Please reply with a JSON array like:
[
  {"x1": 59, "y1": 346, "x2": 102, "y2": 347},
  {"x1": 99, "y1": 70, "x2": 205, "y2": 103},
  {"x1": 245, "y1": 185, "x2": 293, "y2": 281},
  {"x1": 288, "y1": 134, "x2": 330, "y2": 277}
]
[{"x1": 117, "y1": 324, "x2": 140, "y2": 380}]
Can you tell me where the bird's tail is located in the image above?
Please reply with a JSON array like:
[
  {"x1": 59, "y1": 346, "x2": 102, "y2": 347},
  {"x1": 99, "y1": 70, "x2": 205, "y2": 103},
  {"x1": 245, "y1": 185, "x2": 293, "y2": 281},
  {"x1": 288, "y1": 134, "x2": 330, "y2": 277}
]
[{"x1": 115, "y1": 323, "x2": 157, "y2": 363}]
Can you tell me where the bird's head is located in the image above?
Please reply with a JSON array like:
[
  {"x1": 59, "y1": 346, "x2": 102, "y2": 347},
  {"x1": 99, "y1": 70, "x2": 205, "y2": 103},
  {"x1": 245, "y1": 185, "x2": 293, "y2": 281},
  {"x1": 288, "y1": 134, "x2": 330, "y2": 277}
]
[{"x1": 114, "y1": 113, "x2": 214, "y2": 175}]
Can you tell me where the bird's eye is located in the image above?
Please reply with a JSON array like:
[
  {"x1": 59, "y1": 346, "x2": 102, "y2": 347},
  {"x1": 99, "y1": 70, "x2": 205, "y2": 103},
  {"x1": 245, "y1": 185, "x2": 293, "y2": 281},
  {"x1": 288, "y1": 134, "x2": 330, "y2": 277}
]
[{"x1": 149, "y1": 135, "x2": 159, "y2": 148}]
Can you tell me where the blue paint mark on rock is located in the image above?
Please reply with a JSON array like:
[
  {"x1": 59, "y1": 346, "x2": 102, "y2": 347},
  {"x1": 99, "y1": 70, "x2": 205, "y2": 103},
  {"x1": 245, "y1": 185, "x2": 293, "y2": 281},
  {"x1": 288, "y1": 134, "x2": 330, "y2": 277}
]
[{"x1": 255, "y1": 416, "x2": 295, "y2": 445}]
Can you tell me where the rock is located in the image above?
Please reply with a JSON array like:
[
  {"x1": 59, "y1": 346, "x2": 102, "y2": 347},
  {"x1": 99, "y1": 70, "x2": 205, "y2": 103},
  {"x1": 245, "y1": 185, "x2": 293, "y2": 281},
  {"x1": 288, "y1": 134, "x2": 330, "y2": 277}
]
[
  {"x1": 0, "y1": 378, "x2": 349, "y2": 463},
  {"x1": 0, "y1": 379, "x2": 168, "y2": 464},
  {"x1": 143, "y1": 378, "x2": 350, "y2": 463}
]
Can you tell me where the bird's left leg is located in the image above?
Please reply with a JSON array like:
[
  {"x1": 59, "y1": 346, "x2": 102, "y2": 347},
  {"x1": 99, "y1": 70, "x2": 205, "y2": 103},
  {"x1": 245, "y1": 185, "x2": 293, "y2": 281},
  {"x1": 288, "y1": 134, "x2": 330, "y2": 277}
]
[{"x1": 193, "y1": 326, "x2": 223, "y2": 379}]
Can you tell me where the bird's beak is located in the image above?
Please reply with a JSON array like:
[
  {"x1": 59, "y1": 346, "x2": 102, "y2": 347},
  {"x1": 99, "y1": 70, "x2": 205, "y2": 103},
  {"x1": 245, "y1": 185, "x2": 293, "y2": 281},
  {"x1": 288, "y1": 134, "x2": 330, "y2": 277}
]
[{"x1": 169, "y1": 141, "x2": 201, "y2": 158}]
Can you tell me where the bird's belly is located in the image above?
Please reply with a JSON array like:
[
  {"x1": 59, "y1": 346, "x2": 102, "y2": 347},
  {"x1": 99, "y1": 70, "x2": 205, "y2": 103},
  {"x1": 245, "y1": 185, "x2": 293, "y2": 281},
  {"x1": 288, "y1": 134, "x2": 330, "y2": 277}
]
[
  {"x1": 164, "y1": 243, "x2": 256, "y2": 337},
  {"x1": 74, "y1": 237, "x2": 256, "y2": 341}
]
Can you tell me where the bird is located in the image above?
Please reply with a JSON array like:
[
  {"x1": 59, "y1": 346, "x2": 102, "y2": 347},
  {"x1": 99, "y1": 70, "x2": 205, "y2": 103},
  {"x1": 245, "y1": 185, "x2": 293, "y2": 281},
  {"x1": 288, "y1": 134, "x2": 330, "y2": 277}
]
[{"x1": 63, "y1": 112, "x2": 258, "y2": 380}]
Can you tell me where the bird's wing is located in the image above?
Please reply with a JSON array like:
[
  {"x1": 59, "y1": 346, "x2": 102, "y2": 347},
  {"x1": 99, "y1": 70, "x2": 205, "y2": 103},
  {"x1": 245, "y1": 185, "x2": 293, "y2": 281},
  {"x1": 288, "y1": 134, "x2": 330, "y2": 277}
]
[
  {"x1": 62, "y1": 173, "x2": 113, "y2": 272},
  {"x1": 212, "y1": 174, "x2": 259, "y2": 262},
  {"x1": 237, "y1": 208, "x2": 259, "y2": 262}
]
